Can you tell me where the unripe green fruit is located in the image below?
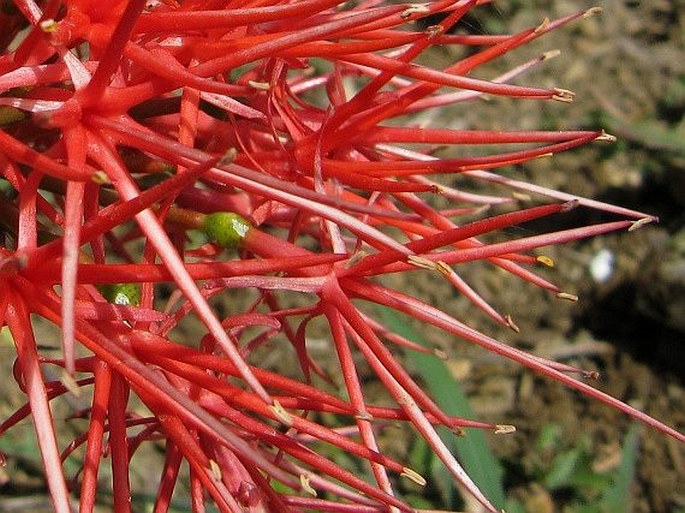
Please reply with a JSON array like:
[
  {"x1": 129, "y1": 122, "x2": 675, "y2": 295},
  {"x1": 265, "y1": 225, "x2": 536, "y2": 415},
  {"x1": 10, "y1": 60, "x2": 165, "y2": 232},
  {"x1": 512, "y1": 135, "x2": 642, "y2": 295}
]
[
  {"x1": 202, "y1": 212, "x2": 252, "y2": 248},
  {"x1": 98, "y1": 283, "x2": 141, "y2": 306}
]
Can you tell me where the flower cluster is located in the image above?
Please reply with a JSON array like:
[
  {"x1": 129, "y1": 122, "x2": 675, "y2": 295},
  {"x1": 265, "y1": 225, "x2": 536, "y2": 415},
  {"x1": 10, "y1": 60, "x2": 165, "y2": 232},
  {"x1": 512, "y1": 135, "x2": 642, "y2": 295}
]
[{"x1": 1, "y1": 0, "x2": 682, "y2": 512}]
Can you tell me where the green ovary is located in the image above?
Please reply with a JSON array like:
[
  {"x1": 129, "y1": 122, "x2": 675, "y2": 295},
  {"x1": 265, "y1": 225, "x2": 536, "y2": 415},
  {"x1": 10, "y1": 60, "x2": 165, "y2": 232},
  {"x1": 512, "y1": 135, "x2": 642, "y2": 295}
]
[
  {"x1": 98, "y1": 283, "x2": 141, "y2": 306},
  {"x1": 202, "y1": 212, "x2": 252, "y2": 248}
]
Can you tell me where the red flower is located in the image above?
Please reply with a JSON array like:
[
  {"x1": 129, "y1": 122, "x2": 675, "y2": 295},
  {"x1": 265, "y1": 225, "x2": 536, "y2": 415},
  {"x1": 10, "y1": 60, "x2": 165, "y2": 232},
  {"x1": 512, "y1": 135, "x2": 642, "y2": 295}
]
[{"x1": 0, "y1": 1, "x2": 681, "y2": 512}]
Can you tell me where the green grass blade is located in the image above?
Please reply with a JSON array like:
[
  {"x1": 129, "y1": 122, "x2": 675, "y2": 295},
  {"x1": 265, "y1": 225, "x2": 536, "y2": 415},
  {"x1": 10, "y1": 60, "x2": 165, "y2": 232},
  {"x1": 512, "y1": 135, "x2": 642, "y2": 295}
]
[
  {"x1": 378, "y1": 307, "x2": 506, "y2": 508},
  {"x1": 601, "y1": 422, "x2": 642, "y2": 513}
]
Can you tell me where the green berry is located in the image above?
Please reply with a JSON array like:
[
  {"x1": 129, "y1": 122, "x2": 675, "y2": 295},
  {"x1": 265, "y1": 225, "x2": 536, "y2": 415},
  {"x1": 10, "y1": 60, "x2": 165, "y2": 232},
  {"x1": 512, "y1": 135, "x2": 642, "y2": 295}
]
[
  {"x1": 98, "y1": 283, "x2": 141, "y2": 306},
  {"x1": 202, "y1": 212, "x2": 252, "y2": 248}
]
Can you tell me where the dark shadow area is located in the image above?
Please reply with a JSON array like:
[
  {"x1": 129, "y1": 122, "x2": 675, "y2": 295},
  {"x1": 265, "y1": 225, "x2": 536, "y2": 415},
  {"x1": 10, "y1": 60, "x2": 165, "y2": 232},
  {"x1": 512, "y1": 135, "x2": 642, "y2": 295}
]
[{"x1": 574, "y1": 281, "x2": 685, "y2": 383}]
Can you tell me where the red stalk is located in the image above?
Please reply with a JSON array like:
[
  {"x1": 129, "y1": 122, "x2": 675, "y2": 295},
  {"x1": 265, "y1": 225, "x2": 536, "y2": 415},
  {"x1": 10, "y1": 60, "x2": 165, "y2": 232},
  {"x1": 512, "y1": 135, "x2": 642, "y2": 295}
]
[
  {"x1": 345, "y1": 201, "x2": 570, "y2": 276},
  {"x1": 324, "y1": 304, "x2": 397, "y2": 499},
  {"x1": 30, "y1": 254, "x2": 345, "y2": 284},
  {"x1": 61, "y1": 124, "x2": 88, "y2": 375},
  {"x1": 108, "y1": 372, "x2": 133, "y2": 513},
  {"x1": 5, "y1": 292, "x2": 72, "y2": 513},
  {"x1": 79, "y1": 360, "x2": 112, "y2": 513},
  {"x1": 133, "y1": 0, "x2": 343, "y2": 33},
  {"x1": 78, "y1": 0, "x2": 148, "y2": 106}
]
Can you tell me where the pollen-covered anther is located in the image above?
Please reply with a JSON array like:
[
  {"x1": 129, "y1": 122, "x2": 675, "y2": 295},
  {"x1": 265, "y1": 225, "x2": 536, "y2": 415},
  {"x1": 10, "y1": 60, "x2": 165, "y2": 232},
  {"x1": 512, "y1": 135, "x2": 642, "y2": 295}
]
[
  {"x1": 401, "y1": 467, "x2": 426, "y2": 486},
  {"x1": 628, "y1": 216, "x2": 655, "y2": 232},
  {"x1": 536, "y1": 255, "x2": 555, "y2": 267},
  {"x1": 542, "y1": 49, "x2": 561, "y2": 61},
  {"x1": 219, "y1": 147, "x2": 238, "y2": 165},
  {"x1": 39, "y1": 19, "x2": 59, "y2": 33},
  {"x1": 505, "y1": 315, "x2": 520, "y2": 333},
  {"x1": 248, "y1": 80, "x2": 270, "y2": 91},
  {"x1": 512, "y1": 192, "x2": 532, "y2": 202},
  {"x1": 425, "y1": 24, "x2": 443, "y2": 38},
  {"x1": 434, "y1": 348, "x2": 448, "y2": 360},
  {"x1": 556, "y1": 292, "x2": 579, "y2": 302},
  {"x1": 0, "y1": 106, "x2": 26, "y2": 126},
  {"x1": 452, "y1": 426, "x2": 466, "y2": 437},
  {"x1": 430, "y1": 183, "x2": 445, "y2": 194},
  {"x1": 535, "y1": 17, "x2": 550, "y2": 33},
  {"x1": 407, "y1": 255, "x2": 437, "y2": 271},
  {"x1": 494, "y1": 424, "x2": 516, "y2": 435},
  {"x1": 400, "y1": 4, "x2": 430, "y2": 18},
  {"x1": 354, "y1": 411, "x2": 374, "y2": 421},
  {"x1": 435, "y1": 260, "x2": 452, "y2": 277},
  {"x1": 271, "y1": 400, "x2": 293, "y2": 426},
  {"x1": 596, "y1": 131, "x2": 617, "y2": 143},
  {"x1": 584, "y1": 6, "x2": 603, "y2": 18},
  {"x1": 552, "y1": 88, "x2": 575, "y2": 103},
  {"x1": 300, "y1": 474, "x2": 317, "y2": 496},
  {"x1": 91, "y1": 170, "x2": 110, "y2": 185},
  {"x1": 209, "y1": 459, "x2": 222, "y2": 480}
]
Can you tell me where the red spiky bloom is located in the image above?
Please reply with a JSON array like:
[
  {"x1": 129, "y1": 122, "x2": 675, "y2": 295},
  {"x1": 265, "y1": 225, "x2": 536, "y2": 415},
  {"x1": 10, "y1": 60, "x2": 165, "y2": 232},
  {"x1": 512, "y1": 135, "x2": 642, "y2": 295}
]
[{"x1": 0, "y1": 0, "x2": 682, "y2": 512}]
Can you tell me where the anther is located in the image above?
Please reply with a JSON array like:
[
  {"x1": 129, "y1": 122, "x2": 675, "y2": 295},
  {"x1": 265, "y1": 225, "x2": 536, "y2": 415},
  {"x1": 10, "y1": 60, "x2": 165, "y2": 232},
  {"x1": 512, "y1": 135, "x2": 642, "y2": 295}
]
[
  {"x1": 248, "y1": 80, "x2": 270, "y2": 91},
  {"x1": 91, "y1": 170, "x2": 110, "y2": 185},
  {"x1": 541, "y1": 50, "x2": 561, "y2": 61},
  {"x1": 494, "y1": 424, "x2": 516, "y2": 434},
  {"x1": 584, "y1": 7, "x2": 603, "y2": 18},
  {"x1": 435, "y1": 261, "x2": 452, "y2": 277},
  {"x1": 505, "y1": 315, "x2": 520, "y2": 333},
  {"x1": 407, "y1": 255, "x2": 436, "y2": 270},
  {"x1": 628, "y1": 217, "x2": 654, "y2": 232},
  {"x1": 300, "y1": 474, "x2": 317, "y2": 496},
  {"x1": 271, "y1": 400, "x2": 293, "y2": 426},
  {"x1": 433, "y1": 348, "x2": 448, "y2": 360},
  {"x1": 425, "y1": 25, "x2": 443, "y2": 38},
  {"x1": 596, "y1": 131, "x2": 617, "y2": 143},
  {"x1": 401, "y1": 467, "x2": 426, "y2": 486},
  {"x1": 552, "y1": 88, "x2": 575, "y2": 103},
  {"x1": 39, "y1": 19, "x2": 58, "y2": 33},
  {"x1": 534, "y1": 17, "x2": 550, "y2": 33},
  {"x1": 536, "y1": 255, "x2": 555, "y2": 267},
  {"x1": 512, "y1": 192, "x2": 532, "y2": 202},
  {"x1": 400, "y1": 4, "x2": 430, "y2": 18},
  {"x1": 354, "y1": 411, "x2": 374, "y2": 421},
  {"x1": 219, "y1": 147, "x2": 238, "y2": 165},
  {"x1": 556, "y1": 292, "x2": 579, "y2": 302},
  {"x1": 209, "y1": 459, "x2": 222, "y2": 480}
]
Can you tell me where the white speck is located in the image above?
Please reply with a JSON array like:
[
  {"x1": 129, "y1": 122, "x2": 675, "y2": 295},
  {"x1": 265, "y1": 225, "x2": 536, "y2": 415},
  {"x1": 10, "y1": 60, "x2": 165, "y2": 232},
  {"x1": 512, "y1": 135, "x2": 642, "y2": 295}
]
[{"x1": 589, "y1": 249, "x2": 614, "y2": 283}]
